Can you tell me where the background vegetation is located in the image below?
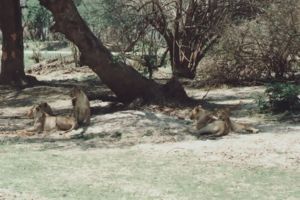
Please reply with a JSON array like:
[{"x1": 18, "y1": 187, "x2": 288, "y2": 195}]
[
  {"x1": 19, "y1": 0, "x2": 300, "y2": 82},
  {"x1": 0, "y1": 0, "x2": 298, "y2": 108}
]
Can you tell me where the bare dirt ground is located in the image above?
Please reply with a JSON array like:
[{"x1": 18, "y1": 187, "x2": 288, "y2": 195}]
[{"x1": 0, "y1": 64, "x2": 299, "y2": 199}]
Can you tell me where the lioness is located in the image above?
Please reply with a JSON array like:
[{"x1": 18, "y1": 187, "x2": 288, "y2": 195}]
[{"x1": 30, "y1": 105, "x2": 77, "y2": 133}]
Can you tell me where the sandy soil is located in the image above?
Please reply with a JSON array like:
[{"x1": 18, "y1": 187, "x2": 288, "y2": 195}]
[{"x1": 0, "y1": 65, "x2": 299, "y2": 199}]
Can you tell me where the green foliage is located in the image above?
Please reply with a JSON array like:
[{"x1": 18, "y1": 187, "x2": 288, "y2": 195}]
[
  {"x1": 76, "y1": 0, "x2": 105, "y2": 33},
  {"x1": 27, "y1": 6, "x2": 50, "y2": 28},
  {"x1": 76, "y1": 0, "x2": 138, "y2": 39},
  {"x1": 257, "y1": 83, "x2": 300, "y2": 113},
  {"x1": 256, "y1": 95, "x2": 270, "y2": 112},
  {"x1": 24, "y1": 0, "x2": 51, "y2": 40},
  {"x1": 100, "y1": 0, "x2": 128, "y2": 28}
]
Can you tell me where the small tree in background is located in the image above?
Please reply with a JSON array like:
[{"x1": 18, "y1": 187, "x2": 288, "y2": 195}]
[
  {"x1": 80, "y1": 0, "x2": 260, "y2": 79},
  {"x1": 77, "y1": 0, "x2": 148, "y2": 52},
  {"x1": 24, "y1": 0, "x2": 51, "y2": 40},
  {"x1": 120, "y1": 0, "x2": 261, "y2": 79}
]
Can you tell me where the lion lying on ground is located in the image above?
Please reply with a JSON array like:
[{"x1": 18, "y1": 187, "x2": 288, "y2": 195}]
[{"x1": 190, "y1": 106, "x2": 259, "y2": 137}]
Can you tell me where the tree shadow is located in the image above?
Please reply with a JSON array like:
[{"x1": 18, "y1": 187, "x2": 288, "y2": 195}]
[
  {"x1": 0, "y1": 132, "x2": 144, "y2": 151},
  {"x1": 0, "y1": 109, "x2": 194, "y2": 150}
]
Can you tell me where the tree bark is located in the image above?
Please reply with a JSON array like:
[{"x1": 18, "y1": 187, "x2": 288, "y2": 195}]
[
  {"x1": 0, "y1": 0, "x2": 36, "y2": 86},
  {"x1": 39, "y1": 0, "x2": 188, "y2": 103}
]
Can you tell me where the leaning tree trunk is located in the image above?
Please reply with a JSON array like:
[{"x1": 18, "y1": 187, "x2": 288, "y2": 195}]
[
  {"x1": 39, "y1": 0, "x2": 188, "y2": 103},
  {"x1": 0, "y1": 0, "x2": 36, "y2": 86}
]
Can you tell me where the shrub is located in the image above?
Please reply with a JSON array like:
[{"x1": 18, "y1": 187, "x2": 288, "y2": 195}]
[
  {"x1": 207, "y1": 0, "x2": 300, "y2": 83},
  {"x1": 257, "y1": 83, "x2": 300, "y2": 112},
  {"x1": 30, "y1": 43, "x2": 43, "y2": 63}
]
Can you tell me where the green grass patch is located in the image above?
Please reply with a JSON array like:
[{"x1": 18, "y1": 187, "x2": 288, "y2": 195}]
[{"x1": 0, "y1": 143, "x2": 299, "y2": 200}]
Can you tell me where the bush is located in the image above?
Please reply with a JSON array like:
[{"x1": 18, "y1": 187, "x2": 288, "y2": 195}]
[
  {"x1": 206, "y1": 0, "x2": 300, "y2": 83},
  {"x1": 257, "y1": 83, "x2": 300, "y2": 112}
]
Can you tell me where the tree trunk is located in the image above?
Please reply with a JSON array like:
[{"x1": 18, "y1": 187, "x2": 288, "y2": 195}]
[
  {"x1": 39, "y1": 0, "x2": 188, "y2": 103},
  {"x1": 157, "y1": 23, "x2": 202, "y2": 80},
  {"x1": 168, "y1": 44, "x2": 196, "y2": 79},
  {"x1": 166, "y1": 35, "x2": 212, "y2": 79},
  {"x1": 0, "y1": 0, "x2": 36, "y2": 86}
]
